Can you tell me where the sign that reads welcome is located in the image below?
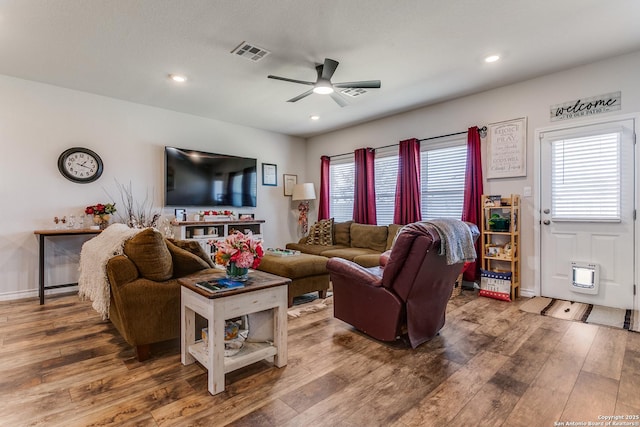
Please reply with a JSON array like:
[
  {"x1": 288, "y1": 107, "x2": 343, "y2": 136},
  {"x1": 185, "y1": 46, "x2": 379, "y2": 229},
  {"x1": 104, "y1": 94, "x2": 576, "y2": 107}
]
[{"x1": 550, "y1": 91, "x2": 621, "y2": 121}]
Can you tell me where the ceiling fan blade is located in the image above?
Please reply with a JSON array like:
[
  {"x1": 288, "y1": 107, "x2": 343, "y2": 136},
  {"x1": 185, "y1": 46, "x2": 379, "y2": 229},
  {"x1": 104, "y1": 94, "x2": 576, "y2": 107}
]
[
  {"x1": 330, "y1": 92, "x2": 348, "y2": 107},
  {"x1": 321, "y1": 58, "x2": 339, "y2": 81},
  {"x1": 287, "y1": 89, "x2": 314, "y2": 103},
  {"x1": 268, "y1": 75, "x2": 315, "y2": 86},
  {"x1": 333, "y1": 80, "x2": 381, "y2": 89}
]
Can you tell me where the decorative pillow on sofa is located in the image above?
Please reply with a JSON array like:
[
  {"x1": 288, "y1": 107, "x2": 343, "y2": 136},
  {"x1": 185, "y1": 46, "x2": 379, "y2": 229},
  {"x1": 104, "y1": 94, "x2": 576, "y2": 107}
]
[
  {"x1": 165, "y1": 239, "x2": 212, "y2": 277},
  {"x1": 350, "y1": 223, "x2": 388, "y2": 253},
  {"x1": 306, "y1": 218, "x2": 334, "y2": 246},
  {"x1": 386, "y1": 224, "x2": 403, "y2": 250},
  {"x1": 123, "y1": 228, "x2": 173, "y2": 281},
  {"x1": 167, "y1": 238, "x2": 215, "y2": 268},
  {"x1": 333, "y1": 220, "x2": 353, "y2": 246}
]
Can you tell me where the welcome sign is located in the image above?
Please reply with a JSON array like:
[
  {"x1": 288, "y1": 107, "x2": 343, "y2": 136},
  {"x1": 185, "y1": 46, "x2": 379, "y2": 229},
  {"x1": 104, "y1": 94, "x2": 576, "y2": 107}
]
[{"x1": 550, "y1": 91, "x2": 621, "y2": 121}]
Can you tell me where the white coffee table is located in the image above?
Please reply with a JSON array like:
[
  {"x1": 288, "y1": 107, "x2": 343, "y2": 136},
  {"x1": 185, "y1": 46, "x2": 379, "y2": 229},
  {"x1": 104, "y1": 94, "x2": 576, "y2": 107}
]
[{"x1": 179, "y1": 270, "x2": 290, "y2": 395}]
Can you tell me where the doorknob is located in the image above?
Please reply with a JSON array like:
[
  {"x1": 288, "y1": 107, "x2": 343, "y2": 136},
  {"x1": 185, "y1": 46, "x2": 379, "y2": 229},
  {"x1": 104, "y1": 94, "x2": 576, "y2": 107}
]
[
  {"x1": 543, "y1": 209, "x2": 550, "y2": 214},
  {"x1": 543, "y1": 220, "x2": 551, "y2": 225}
]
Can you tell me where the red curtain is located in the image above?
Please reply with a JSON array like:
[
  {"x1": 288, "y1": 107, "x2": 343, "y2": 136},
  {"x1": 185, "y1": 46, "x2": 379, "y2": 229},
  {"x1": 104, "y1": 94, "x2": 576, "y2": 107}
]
[
  {"x1": 393, "y1": 138, "x2": 422, "y2": 225},
  {"x1": 353, "y1": 148, "x2": 377, "y2": 224},
  {"x1": 318, "y1": 156, "x2": 330, "y2": 220},
  {"x1": 462, "y1": 126, "x2": 484, "y2": 281}
]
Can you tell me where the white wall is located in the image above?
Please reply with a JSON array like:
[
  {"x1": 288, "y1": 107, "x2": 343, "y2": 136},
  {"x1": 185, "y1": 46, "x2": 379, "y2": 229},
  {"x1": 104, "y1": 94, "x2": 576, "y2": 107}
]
[
  {"x1": 306, "y1": 50, "x2": 640, "y2": 296},
  {"x1": 0, "y1": 75, "x2": 306, "y2": 300}
]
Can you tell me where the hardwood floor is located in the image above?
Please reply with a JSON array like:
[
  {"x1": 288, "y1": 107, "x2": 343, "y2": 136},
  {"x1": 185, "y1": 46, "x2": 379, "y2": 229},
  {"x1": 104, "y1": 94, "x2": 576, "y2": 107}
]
[{"x1": 1, "y1": 291, "x2": 639, "y2": 426}]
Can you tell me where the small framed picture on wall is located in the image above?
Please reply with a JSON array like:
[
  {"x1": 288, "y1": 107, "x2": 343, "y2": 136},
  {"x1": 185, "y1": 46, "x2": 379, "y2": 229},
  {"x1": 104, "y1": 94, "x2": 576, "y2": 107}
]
[
  {"x1": 283, "y1": 174, "x2": 297, "y2": 196},
  {"x1": 262, "y1": 163, "x2": 277, "y2": 186}
]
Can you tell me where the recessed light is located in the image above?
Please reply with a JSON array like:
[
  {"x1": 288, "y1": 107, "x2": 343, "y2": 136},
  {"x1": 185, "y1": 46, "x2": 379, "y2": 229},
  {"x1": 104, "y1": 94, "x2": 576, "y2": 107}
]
[
  {"x1": 485, "y1": 55, "x2": 500, "y2": 63},
  {"x1": 310, "y1": 115, "x2": 320, "y2": 121},
  {"x1": 169, "y1": 74, "x2": 187, "y2": 83}
]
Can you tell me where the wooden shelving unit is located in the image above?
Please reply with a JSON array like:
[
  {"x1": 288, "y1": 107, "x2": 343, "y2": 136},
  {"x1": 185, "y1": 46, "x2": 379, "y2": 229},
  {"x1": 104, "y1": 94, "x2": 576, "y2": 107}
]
[{"x1": 480, "y1": 194, "x2": 520, "y2": 300}]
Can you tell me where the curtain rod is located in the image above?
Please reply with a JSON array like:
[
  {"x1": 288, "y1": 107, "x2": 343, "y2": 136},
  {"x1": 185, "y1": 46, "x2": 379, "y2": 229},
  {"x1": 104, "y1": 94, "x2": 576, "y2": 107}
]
[{"x1": 327, "y1": 126, "x2": 487, "y2": 158}]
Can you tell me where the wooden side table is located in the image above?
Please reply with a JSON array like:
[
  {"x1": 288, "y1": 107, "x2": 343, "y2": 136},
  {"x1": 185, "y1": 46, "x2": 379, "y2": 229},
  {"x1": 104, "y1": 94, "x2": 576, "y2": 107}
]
[
  {"x1": 179, "y1": 269, "x2": 290, "y2": 395},
  {"x1": 33, "y1": 228, "x2": 101, "y2": 305}
]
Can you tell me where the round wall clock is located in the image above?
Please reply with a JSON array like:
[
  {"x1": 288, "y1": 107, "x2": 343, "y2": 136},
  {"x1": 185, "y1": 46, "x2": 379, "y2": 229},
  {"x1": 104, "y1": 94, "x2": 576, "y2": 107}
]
[{"x1": 57, "y1": 147, "x2": 104, "y2": 183}]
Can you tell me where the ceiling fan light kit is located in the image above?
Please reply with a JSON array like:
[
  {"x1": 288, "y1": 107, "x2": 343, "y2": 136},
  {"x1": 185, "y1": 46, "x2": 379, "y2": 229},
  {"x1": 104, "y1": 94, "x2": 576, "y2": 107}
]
[
  {"x1": 268, "y1": 58, "x2": 380, "y2": 107},
  {"x1": 312, "y1": 81, "x2": 334, "y2": 94}
]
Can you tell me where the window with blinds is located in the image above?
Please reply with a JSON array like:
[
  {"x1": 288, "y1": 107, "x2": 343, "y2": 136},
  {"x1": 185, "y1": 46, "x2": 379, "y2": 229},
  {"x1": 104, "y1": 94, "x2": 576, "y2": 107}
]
[
  {"x1": 374, "y1": 147, "x2": 399, "y2": 226},
  {"x1": 420, "y1": 141, "x2": 466, "y2": 220},
  {"x1": 551, "y1": 132, "x2": 621, "y2": 221},
  {"x1": 328, "y1": 138, "x2": 467, "y2": 224},
  {"x1": 329, "y1": 156, "x2": 355, "y2": 223}
]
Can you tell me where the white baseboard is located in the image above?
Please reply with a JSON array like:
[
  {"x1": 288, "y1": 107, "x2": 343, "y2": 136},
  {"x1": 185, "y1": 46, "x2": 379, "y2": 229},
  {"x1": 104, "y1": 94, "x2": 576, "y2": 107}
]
[
  {"x1": 520, "y1": 288, "x2": 536, "y2": 298},
  {"x1": 0, "y1": 286, "x2": 78, "y2": 302}
]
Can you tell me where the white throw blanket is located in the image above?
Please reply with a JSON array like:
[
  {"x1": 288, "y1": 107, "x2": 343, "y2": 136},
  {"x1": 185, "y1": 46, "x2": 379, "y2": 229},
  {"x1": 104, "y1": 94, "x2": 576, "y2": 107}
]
[{"x1": 78, "y1": 223, "x2": 141, "y2": 319}]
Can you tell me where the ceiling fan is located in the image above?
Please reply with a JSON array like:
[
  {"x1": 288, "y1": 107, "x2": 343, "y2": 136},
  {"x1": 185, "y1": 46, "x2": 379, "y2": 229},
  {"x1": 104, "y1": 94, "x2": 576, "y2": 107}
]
[{"x1": 267, "y1": 58, "x2": 381, "y2": 107}]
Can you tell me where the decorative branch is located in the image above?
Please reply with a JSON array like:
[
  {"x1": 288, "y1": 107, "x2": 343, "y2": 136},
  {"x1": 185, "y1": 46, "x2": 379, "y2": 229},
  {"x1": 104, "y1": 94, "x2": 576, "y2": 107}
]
[{"x1": 105, "y1": 180, "x2": 161, "y2": 229}]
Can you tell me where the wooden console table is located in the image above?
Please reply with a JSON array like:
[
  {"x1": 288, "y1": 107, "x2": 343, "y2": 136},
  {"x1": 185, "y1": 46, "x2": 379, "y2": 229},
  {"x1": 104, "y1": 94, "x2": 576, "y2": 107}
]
[
  {"x1": 179, "y1": 269, "x2": 290, "y2": 395},
  {"x1": 33, "y1": 229, "x2": 101, "y2": 305}
]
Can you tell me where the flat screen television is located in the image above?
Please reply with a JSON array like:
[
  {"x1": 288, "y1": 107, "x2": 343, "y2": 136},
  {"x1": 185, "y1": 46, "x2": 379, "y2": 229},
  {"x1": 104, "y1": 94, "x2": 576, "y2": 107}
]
[{"x1": 164, "y1": 146, "x2": 257, "y2": 207}]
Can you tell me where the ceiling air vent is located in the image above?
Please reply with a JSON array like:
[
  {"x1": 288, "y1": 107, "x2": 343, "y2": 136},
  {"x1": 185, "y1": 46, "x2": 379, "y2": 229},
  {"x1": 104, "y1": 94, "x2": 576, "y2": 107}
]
[
  {"x1": 341, "y1": 88, "x2": 367, "y2": 97},
  {"x1": 231, "y1": 41, "x2": 270, "y2": 62}
]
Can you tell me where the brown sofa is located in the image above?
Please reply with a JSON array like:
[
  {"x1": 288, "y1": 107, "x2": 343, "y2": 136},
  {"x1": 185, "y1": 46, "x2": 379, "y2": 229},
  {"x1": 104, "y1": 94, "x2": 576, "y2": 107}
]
[
  {"x1": 106, "y1": 228, "x2": 216, "y2": 361},
  {"x1": 286, "y1": 221, "x2": 403, "y2": 267}
]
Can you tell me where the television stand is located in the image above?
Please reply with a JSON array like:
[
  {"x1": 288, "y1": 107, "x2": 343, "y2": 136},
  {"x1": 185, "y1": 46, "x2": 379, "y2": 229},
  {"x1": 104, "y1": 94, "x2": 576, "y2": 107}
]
[{"x1": 171, "y1": 219, "x2": 265, "y2": 255}]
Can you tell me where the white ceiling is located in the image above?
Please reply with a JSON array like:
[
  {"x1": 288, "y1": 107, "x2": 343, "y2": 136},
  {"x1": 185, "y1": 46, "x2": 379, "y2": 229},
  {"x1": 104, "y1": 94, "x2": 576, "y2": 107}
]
[{"x1": 1, "y1": 1, "x2": 639, "y2": 138}]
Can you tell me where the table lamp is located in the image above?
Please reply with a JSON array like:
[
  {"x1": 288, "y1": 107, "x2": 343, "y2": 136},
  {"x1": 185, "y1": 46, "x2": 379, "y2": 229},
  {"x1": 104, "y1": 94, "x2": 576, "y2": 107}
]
[{"x1": 291, "y1": 183, "x2": 316, "y2": 234}]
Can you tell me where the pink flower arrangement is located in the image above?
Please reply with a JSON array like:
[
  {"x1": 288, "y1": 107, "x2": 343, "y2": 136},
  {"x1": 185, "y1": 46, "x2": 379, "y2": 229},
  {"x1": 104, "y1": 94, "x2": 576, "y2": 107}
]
[{"x1": 212, "y1": 231, "x2": 264, "y2": 269}]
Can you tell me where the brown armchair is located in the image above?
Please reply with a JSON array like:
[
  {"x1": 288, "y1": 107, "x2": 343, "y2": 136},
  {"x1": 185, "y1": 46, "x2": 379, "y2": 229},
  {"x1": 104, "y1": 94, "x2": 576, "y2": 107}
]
[{"x1": 327, "y1": 221, "x2": 479, "y2": 348}]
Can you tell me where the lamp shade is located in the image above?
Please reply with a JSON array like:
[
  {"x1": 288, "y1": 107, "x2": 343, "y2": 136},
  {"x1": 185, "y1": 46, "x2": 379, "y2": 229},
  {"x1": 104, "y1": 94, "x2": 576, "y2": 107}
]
[{"x1": 291, "y1": 183, "x2": 316, "y2": 201}]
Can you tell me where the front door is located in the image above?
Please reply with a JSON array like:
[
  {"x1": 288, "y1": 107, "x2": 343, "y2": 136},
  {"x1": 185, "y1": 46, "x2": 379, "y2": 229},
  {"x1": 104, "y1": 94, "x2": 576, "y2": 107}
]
[{"x1": 540, "y1": 118, "x2": 635, "y2": 309}]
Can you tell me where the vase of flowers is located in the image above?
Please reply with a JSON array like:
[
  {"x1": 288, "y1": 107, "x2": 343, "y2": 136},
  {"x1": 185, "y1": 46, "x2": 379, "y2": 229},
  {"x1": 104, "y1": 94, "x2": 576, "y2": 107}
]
[
  {"x1": 212, "y1": 231, "x2": 264, "y2": 281},
  {"x1": 85, "y1": 203, "x2": 117, "y2": 230}
]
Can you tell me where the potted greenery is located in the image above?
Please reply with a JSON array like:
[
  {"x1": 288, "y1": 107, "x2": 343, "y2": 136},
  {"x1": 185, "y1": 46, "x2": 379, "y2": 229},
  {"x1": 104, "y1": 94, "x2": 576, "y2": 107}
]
[{"x1": 488, "y1": 213, "x2": 510, "y2": 232}]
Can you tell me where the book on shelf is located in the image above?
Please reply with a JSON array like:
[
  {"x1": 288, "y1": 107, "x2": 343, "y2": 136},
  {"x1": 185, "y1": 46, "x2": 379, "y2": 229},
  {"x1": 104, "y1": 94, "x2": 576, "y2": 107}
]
[{"x1": 194, "y1": 278, "x2": 245, "y2": 293}]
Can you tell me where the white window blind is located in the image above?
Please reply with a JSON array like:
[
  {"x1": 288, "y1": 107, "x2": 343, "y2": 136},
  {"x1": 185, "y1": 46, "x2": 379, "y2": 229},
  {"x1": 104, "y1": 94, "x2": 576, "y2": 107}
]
[
  {"x1": 551, "y1": 132, "x2": 620, "y2": 221},
  {"x1": 329, "y1": 156, "x2": 355, "y2": 222},
  {"x1": 420, "y1": 141, "x2": 466, "y2": 220},
  {"x1": 374, "y1": 147, "x2": 399, "y2": 226}
]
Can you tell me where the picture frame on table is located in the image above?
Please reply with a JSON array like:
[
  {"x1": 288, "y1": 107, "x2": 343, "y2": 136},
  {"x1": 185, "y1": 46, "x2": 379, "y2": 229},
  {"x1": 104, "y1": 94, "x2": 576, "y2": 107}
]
[
  {"x1": 262, "y1": 163, "x2": 277, "y2": 186},
  {"x1": 174, "y1": 208, "x2": 186, "y2": 222},
  {"x1": 238, "y1": 213, "x2": 255, "y2": 220},
  {"x1": 283, "y1": 174, "x2": 297, "y2": 196}
]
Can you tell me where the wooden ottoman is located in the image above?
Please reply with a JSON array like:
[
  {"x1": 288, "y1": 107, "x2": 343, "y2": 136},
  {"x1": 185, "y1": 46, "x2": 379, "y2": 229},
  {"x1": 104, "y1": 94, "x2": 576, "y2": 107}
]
[{"x1": 257, "y1": 254, "x2": 330, "y2": 307}]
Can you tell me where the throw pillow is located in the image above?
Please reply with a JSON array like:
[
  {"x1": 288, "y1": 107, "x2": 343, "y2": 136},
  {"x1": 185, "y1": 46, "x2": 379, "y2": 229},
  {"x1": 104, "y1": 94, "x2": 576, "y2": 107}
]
[
  {"x1": 386, "y1": 224, "x2": 403, "y2": 250},
  {"x1": 123, "y1": 228, "x2": 173, "y2": 281},
  {"x1": 479, "y1": 269, "x2": 512, "y2": 302},
  {"x1": 246, "y1": 310, "x2": 274, "y2": 343},
  {"x1": 333, "y1": 220, "x2": 353, "y2": 246},
  {"x1": 350, "y1": 223, "x2": 388, "y2": 252},
  {"x1": 165, "y1": 239, "x2": 211, "y2": 277},
  {"x1": 306, "y1": 218, "x2": 334, "y2": 246},
  {"x1": 167, "y1": 238, "x2": 215, "y2": 268}
]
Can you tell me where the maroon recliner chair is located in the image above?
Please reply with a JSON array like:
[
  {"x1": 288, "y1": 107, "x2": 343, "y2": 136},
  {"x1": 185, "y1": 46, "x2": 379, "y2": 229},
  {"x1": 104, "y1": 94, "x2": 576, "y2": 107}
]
[{"x1": 327, "y1": 221, "x2": 479, "y2": 348}]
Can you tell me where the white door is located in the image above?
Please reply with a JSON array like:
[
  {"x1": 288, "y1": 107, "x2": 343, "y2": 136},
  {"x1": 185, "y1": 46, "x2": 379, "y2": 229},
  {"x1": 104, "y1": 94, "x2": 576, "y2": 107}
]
[{"x1": 540, "y1": 118, "x2": 635, "y2": 309}]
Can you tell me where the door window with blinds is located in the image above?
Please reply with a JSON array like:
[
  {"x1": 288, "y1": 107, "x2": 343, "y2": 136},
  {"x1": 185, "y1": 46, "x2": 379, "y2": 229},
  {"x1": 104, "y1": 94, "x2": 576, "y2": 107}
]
[{"x1": 550, "y1": 130, "x2": 621, "y2": 222}]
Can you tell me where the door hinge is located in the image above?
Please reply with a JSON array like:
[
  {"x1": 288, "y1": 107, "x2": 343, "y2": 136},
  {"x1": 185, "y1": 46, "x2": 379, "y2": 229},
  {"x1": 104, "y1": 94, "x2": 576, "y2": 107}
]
[
  {"x1": 634, "y1": 284, "x2": 637, "y2": 296},
  {"x1": 634, "y1": 209, "x2": 637, "y2": 220}
]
